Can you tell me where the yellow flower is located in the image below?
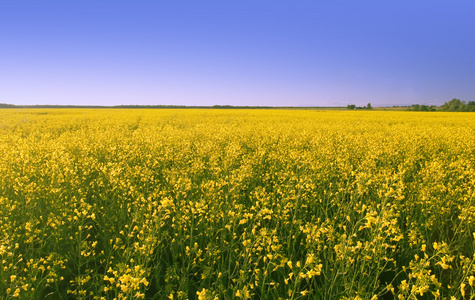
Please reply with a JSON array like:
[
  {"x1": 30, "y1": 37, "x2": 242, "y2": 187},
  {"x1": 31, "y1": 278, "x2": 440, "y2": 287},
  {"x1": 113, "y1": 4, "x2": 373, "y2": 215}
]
[
  {"x1": 461, "y1": 282, "x2": 466, "y2": 297},
  {"x1": 400, "y1": 280, "x2": 408, "y2": 291},
  {"x1": 197, "y1": 288, "x2": 208, "y2": 300}
]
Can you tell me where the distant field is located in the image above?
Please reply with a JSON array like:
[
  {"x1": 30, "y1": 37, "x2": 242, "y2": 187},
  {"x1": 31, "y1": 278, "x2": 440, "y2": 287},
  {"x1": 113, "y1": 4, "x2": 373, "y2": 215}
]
[{"x1": 1, "y1": 109, "x2": 474, "y2": 299}]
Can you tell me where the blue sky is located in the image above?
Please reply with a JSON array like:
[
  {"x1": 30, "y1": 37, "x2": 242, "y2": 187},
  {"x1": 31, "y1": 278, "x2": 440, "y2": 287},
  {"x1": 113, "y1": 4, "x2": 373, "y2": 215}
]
[{"x1": 1, "y1": 1, "x2": 474, "y2": 107}]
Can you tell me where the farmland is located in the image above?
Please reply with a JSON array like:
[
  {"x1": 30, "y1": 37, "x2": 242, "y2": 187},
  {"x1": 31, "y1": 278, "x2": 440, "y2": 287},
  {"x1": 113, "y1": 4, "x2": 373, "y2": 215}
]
[{"x1": 1, "y1": 109, "x2": 474, "y2": 299}]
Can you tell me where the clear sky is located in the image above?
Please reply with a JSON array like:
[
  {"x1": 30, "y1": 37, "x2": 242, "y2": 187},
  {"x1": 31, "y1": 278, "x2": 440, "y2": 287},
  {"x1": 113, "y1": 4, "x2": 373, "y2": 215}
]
[{"x1": 1, "y1": 1, "x2": 474, "y2": 107}]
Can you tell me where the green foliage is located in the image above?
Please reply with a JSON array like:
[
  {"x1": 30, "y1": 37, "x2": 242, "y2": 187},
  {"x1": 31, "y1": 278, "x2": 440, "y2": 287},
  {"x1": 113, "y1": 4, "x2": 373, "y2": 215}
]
[
  {"x1": 347, "y1": 103, "x2": 373, "y2": 110},
  {"x1": 0, "y1": 103, "x2": 15, "y2": 108},
  {"x1": 441, "y1": 98, "x2": 475, "y2": 112},
  {"x1": 408, "y1": 104, "x2": 436, "y2": 111}
]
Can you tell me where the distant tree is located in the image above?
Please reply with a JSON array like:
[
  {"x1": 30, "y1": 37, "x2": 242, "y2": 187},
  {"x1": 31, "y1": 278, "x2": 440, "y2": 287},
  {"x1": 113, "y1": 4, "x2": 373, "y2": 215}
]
[
  {"x1": 409, "y1": 104, "x2": 437, "y2": 112},
  {"x1": 439, "y1": 98, "x2": 475, "y2": 111},
  {"x1": 0, "y1": 103, "x2": 16, "y2": 108},
  {"x1": 466, "y1": 101, "x2": 475, "y2": 112},
  {"x1": 411, "y1": 104, "x2": 420, "y2": 111},
  {"x1": 347, "y1": 103, "x2": 374, "y2": 110},
  {"x1": 441, "y1": 98, "x2": 464, "y2": 111}
]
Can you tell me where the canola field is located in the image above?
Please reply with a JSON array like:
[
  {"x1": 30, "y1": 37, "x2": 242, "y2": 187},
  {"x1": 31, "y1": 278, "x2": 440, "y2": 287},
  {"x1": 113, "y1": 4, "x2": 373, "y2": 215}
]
[{"x1": 1, "y1": 109, "x2": 474, "y2": 300}]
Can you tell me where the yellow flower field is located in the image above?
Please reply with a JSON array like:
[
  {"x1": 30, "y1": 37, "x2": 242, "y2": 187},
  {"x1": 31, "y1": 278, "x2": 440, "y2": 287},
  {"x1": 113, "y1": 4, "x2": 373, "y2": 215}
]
[{"x1": 0, "y1": 109, "x2": 474, "y2": 299}]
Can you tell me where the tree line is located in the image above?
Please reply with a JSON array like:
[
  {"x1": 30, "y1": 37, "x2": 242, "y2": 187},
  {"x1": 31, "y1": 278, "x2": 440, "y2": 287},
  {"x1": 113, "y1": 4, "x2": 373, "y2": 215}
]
[
  {"x1": 2, "y1": 99, "x2": 474, "y2": 111},
  {"x1": 407, "y1": 99, "x2": 475, "y2": 112},
  {"x1": 439, "y1": 98, "x2": 475, "y2": 112},
  {"x1": 346, "y1": 103, "x2": 373, "y2": 110}
]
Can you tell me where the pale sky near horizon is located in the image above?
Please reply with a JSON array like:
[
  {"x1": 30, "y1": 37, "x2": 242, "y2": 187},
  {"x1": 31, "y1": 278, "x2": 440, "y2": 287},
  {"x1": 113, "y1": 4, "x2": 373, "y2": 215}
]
[{"x1": 1, "y1": 1, "x2": 474, "y2": 107}]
